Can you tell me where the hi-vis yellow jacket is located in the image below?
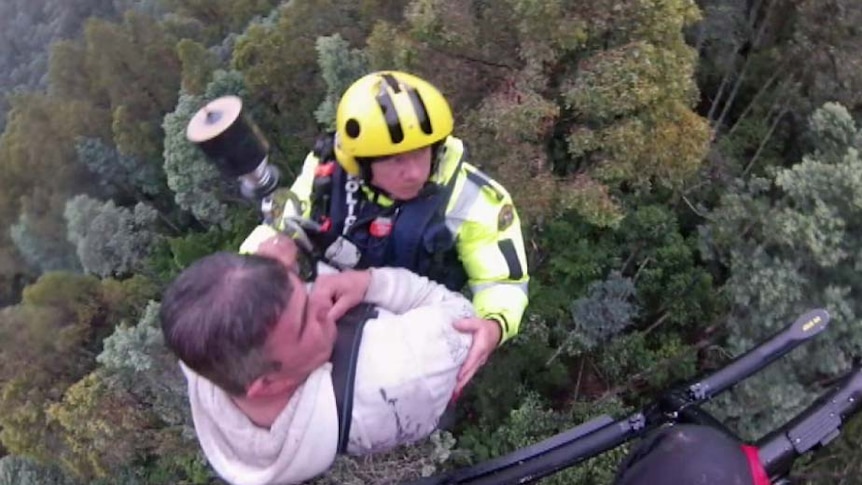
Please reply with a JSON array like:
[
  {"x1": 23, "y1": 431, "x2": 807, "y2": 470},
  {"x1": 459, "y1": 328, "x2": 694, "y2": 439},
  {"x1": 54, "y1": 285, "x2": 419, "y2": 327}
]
[{"x1": 285, "y1": 136, "x2": 529, "y2": 343}]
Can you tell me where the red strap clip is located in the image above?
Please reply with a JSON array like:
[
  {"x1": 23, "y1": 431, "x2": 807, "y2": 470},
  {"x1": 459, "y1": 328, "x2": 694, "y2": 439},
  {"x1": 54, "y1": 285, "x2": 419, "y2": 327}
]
[
  {"x1": 369, "y1": 217, "x2": 393, "y2": 237},
  {"x1": 315, "y1": 161, "x2": 335, "y2": 177},
  {"x1": 319, "y1": 217, "x2": 332, "y2": 232}
]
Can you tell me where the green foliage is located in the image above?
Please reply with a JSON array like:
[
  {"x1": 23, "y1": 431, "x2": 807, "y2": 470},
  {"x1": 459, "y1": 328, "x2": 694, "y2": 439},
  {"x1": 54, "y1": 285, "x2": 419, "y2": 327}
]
[
  {"x1": 0, "y1": 0, "x2": 118, "y2": 132},
  {"x1": 231, "y1": 0, "x2": 406, "y2": 164},
  {"x1": 309, "y1": 431, "x2": 458, "y2": 484},
  {"x1": 0, "y1": 290, "x2": 100, "y2": 459},
  {"x1": 459, "y1": 393, "x2": 574, "y2": 461},
  {"x1": 99, "y1": 275, "x2": 159, "y2": 326},
  {"x1": 176, "y1": 39, "x2": 218, "y2": 95},
  {"x1": 703, "y1": 102, "x2": 862, "y2": 436},
  {"x1": 98, "y1": 301, "x2": 163, "y2": 373},
  {"x1": 98, "y1": 301, "x2": 191, "y2": 428},
  {"x1": 230, "y1": 2, "x2": 329, "y2": 162},
  {"x1": 47, "y1": 371, "x2": 159, "y2": 479},
  {"x1": 462, "y1": 315, "x2": 569, "y2": 426},
  {"x1": 517, "y1": 201, "x2": 720, "y2": 416},
  {"x1": 90, "y1": 300, "x2": 210, "y2": 483},
  {"x1": 4, "y1": 0, "x2": 861, "y2": 482},
  {"x1": 585, "y1": 103, "x2": 712, "y2": 191},
  {"x1": 568, "y1": 272, "x2": 638, "y2": 352},
  {"x1": 405, "y1": 0, "x2": 483, "y2": 50},
  {"x1": 365, "y1": 21, "x2": 419, "y2": 72},
  {"x1": 83, "y1": 11, "x2": 182, "y2": 161},
  {"x1": 696, "y1": 0, "x2": 862, "y2": 186},
  {"x1": 111, "y1": 105, "x2": 163, "y2": 163},
  {"x1": 564, "y1": 42, "x2": 692, "y2": 123},
  {"x1": 139, "y1": 453, "x2": 215, "y2": 485},
  {"x1": 87, "y1": 452, "x2": 216, "y2": 485},
  {"x1": 0, "y1": 455, "x2": 78, "y2": 485},
  {"x1": 146, "y1": 207, "x2": 257, "y2": 282},
  {"x1": 0, "y1": 49, "x2": 113, "y2": 284},
  {"x1": 204, "y1": 69, "x2": 250, "y2": 99},
  {"x1": 0, "y1": 372, "x2": 64, "y2": 462},
  {"x1": 161, "y1": 0, "x2": 281, "y2": 43},
  {"x1": 75, "y1": 137, "x2": 167, "y2": 200},
  {"x1": 532, "y1": 204, "x2": 721, "y2": 332},
  {"x1": 596, "y1": 331, "x2": 698, "y2": 393},
  {"x1": 463, "y1": 78, "x2": 561, "y2": 221},
  {"x1": 540, "y1": 271, "x2": 639, "y2": 371},
  {"x1": 0, "y1": 270, "x2": 157, "y2": 466},
  {"x1": 48, "y1": 40, "x2": 100, "y2": 101},
  {"x1": 530, "y1": 215, "x2": 616, "y2": 311},
  {"x1": 21, "y1": 272, "x2": 105, "y2": 334},
  {"x1": 807, "y1": 102, "x2": 860, "y2": 159},
  {"x1": 10, "y1": 193, "x2": 82, "y2": 274},
  {"x1": 791, "y1": 0, "x2": 862, "y2": 112},
  {"x1": 314, "y1": 34, "x2": 369, "y2": 129},
  {"x1": 382, "y1": 0, "x2": 711, "y2": 225},
  {"x1": 64, "y1": 195, "x2": 160, "y2": 277},
  {"x1": 83, "y1": 10, "x2": 180, "y2": 112},
  {"x1": 0, "y1": 94, "x2": 110, "y2": 236},
  {"x1": 555, "y1": 175, "x2": 626, "y2": 228},
  {"x1": 456, "y1": 393, "x2": 629, "y2": 485}
]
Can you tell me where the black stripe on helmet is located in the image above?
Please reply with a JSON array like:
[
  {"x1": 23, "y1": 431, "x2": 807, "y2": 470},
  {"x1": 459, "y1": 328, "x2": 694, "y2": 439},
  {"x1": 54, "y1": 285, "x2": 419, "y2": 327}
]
[
  {"x1": 407, "y1": 87, "x2": 433, "y2": 135},
  {"x1": 375, "y1": 90, "x2": 404, "y2": 144},
  {"x1": 381, "y1": 73, "x2": 402, "y2": 93}
]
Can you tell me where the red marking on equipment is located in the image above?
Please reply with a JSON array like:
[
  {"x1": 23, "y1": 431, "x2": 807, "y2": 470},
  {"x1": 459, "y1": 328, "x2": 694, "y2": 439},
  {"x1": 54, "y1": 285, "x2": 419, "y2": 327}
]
[
  {"x1": 315, "y1": 162, "x2": 335, "y2": 177},
  {"x1": 741, "y1": 445, "x2": 770, "y2": 485},
  {"x1": 370, "y1": 217, "x2": 393, "y2": 237}
]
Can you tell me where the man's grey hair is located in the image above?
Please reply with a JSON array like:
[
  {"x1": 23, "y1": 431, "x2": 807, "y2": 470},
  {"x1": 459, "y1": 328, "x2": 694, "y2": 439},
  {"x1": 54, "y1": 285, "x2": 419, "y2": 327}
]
[{"x1": 160, "y1": 251, "x2": 295, "y2": 395}]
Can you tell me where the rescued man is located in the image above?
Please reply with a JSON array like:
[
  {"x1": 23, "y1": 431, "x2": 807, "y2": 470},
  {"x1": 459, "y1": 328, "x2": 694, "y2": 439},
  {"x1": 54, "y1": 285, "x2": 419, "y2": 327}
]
[{"x1": 160, "y1": 230, "x2": 475, "y2": 485}]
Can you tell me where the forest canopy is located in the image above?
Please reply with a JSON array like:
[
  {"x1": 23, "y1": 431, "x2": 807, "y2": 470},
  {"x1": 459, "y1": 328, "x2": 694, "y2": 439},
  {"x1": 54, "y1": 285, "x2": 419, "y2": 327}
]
[{"x1": 1, "y1": 0, "x2": 861, "y2": 483}]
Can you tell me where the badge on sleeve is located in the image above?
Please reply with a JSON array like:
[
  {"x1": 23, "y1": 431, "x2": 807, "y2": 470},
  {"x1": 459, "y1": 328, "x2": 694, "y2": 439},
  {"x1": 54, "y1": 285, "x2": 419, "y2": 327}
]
[{"x1": 498, "y1": 204, "x2": 515, "y2": 231}]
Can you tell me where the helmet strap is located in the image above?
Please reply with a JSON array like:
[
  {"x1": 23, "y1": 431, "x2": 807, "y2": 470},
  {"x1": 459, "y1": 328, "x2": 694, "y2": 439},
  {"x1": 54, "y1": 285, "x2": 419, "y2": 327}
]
[
  {"x1": 430, "y1": 140, "x2": 445, "y2": 178},
  {"x1": 357, "y1": 157, "x2": 375, "y2": 185}
]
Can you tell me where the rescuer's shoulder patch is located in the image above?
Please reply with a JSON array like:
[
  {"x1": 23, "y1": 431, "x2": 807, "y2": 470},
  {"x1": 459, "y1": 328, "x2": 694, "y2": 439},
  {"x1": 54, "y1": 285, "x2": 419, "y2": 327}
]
[{"x1": 498, "y1": 204, "x2": 515, "y2": 231}]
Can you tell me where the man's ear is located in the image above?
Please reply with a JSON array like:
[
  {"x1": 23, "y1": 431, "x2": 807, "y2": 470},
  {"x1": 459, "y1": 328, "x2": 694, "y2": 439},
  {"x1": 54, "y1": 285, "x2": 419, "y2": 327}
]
[
  {"x1": 246, "y1": 373, "x2": 295, "y2": 398},
  {"x1": 246, "y1": 375, "x2": 272, "y2": 398}
]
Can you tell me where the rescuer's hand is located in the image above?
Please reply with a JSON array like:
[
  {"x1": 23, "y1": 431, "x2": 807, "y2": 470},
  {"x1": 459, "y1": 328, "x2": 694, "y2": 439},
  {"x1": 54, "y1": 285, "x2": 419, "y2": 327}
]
[
  {"x1": 309, "y1": 270, "x2": 372, "y2": 323},
  {"x1": 452, "y1": 317, "x2": 503, "y2": 398}
]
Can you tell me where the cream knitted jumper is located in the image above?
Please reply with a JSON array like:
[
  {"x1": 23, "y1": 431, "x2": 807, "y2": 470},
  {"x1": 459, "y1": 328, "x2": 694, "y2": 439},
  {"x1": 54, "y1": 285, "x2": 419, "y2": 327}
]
[{"x1": 182, "y1": 267, "x2": 474, "y2": 485}]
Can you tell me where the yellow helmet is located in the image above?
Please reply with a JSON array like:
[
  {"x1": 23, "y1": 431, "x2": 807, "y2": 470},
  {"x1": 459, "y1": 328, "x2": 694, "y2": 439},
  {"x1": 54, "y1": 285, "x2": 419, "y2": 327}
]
[{"x1": 334, "y1": 71, "x2": 454, "y2": 175}]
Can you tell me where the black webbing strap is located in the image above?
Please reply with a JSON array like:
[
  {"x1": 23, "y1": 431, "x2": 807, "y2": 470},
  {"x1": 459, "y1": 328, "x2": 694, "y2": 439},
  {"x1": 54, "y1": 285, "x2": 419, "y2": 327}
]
[{"x1": 330, "y1": 302, "x2": 378, "y2": 453}]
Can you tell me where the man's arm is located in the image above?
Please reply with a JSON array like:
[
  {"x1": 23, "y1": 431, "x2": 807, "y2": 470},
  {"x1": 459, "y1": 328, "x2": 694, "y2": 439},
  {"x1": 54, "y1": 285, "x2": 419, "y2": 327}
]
[
  {"x1": 307, "y1": 266, "x2": 475, "y2": 324},
  {"x1": 455, "y1": 171, "x2": 530, "y2": 344},
  {"x1": 364, "y1": 267, "x2": 474, "y2": 315}
]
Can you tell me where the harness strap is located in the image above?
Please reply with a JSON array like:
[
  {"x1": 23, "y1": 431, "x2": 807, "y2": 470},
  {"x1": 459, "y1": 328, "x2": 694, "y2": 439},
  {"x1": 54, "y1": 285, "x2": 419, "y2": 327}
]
[
  {"x1": 330, "y1": 302, "x2": 378, "y2": 453},
  {"x1": 307, "y1": 132, "x2": 337, "y2": 225}
]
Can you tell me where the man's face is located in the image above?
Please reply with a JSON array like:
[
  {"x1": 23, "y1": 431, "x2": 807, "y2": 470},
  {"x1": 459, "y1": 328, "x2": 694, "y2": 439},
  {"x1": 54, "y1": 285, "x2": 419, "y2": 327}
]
[
  {"x1": 369, "y1": 146, "x2": 432, "y2": 200},
  {"x1": 262, "y1": 269, "x2": 336, "y2": 387}
]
